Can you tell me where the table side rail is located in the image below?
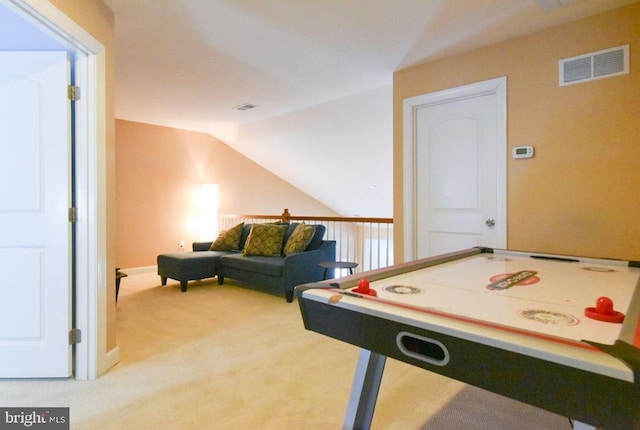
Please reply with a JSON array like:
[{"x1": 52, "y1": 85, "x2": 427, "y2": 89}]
[{"x1": 494, "y1": 248, "x2": 635, "y2": 266}]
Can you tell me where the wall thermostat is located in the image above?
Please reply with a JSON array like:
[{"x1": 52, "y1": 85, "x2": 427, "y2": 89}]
[{"x1": 512, "y1": 145, "x2": 534, "y2": 159}]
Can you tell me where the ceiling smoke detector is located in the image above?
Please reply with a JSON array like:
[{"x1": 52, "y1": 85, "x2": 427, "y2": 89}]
[{"x1": 233, "y1": 103, "x2": 258, "y2": 111}]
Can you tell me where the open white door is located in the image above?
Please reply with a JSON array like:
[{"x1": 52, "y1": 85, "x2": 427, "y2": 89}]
[{"x1": 0, "y1": 51, "x2": 72, "y2": 377}]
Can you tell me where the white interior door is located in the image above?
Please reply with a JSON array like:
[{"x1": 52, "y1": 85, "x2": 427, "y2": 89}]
[
  {"x1": 0, "y1": 51, "x2": 72, "y2": 377},
  {"x1": 403, "y1": 77, "x2": 507, "y2": 260}
]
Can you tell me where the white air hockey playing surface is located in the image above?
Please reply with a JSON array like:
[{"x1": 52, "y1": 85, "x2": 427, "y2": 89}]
[{"x1": 352, "y1": 250, "x2": 639, "y2": 345}]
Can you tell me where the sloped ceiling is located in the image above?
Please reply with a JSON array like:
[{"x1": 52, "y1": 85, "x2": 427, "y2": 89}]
[{"x1": 20, "y1": 0, "x2": 640, "y2": 217}]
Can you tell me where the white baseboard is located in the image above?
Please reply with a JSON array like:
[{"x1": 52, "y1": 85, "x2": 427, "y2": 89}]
[{"x1": 100, "y1": 346, "x2": 121, "y2": 376}]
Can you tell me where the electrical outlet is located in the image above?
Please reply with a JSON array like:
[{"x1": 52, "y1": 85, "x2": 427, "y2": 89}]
[{"x1": 179, "y1": 241, "x2": 185, "y2": 251}]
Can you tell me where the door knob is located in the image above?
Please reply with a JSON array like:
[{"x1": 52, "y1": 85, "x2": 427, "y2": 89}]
[{"x1": 485, "y1": 218, "x2": 495, "y2": 227}]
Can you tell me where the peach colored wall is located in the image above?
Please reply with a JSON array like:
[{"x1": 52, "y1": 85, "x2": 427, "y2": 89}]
[
  {"x1": 48, "y1": 0, "x2": 118, "y2": 350},
  {"x1": 394, "y1": 3, "x2": 640, "y2": 262},
  {"x1": 115, "y1": 120, "x2": 338, "y2": 269}
]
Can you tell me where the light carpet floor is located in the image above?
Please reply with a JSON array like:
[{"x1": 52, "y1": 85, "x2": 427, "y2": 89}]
[{"x1": 0, "y1": 272, "x2": 573, "y2": 429}]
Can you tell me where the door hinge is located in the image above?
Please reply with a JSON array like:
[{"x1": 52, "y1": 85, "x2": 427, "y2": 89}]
[
  {"x1": 69, "y1": 328, "x2": 81, "y2": 345},
  {"x1": 68, "y1": 85, "x2": 81, "y2": 101},
  {"x1": 68, "y1": 207, "x2": 78, "y2": 223}
]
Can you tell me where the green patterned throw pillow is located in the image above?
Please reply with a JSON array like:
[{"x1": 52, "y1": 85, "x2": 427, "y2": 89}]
[
  {"x1": 242, "y1": 224, "x2": 287, "y2": 256},
  {"x1": 210, "y1": 223, "x2": 244, "y2": 251},
  {"x1": 283, "y1": 223, "x2": 315, "y2": 255}
]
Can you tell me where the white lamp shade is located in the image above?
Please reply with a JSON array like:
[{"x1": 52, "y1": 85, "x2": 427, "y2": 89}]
[{"x1": 199, "y1": 184, "x2": 219, "y2": 241}]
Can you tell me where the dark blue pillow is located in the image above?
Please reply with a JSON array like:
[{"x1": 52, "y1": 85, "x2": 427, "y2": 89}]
[{"x1": 306, "y1": 224, "x2": 326, "y2": 250}]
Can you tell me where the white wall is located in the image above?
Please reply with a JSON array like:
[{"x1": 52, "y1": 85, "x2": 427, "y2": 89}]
[{"x1": 231, "y1": 85, "x2": 393, "y2": 218}]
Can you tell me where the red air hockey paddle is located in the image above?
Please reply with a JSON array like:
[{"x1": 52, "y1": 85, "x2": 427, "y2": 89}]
[{"x1": 584, "y1": 296, "x2": 625, "y2": 323}]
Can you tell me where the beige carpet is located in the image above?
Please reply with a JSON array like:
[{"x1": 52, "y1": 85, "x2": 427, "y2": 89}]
[{"x1": 0, "y1": 272, "x2": 573, "y2": 429}]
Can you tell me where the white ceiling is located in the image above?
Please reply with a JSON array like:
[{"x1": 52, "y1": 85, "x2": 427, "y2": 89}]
[{"x1": 75, "y1": 1, "x2": 640, "y2": 216}]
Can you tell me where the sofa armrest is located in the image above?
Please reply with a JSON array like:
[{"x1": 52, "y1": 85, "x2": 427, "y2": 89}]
[
  {"x1": 193, "y1": 241, "x2": 213, "y2": 252},
  {"x1": 282, "y1": 240, "x2": 336, "y2": 290}
]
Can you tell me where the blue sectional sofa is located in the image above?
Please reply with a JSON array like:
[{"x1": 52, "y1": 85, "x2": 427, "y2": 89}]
[{"x1": 157, "y1": 223, "x2": 336, "y2": 302}]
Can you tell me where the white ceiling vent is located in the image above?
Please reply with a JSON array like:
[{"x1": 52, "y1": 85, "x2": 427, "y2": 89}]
[
  {"x1": 559, "y1": 45, "x2": 629, "y2": 86},
  {"x1": 233, "y1": 103, "x2": 258, "y2": 111},
  {"x1": 536, "y1": 0, "x2": 578, "y2": 12}
]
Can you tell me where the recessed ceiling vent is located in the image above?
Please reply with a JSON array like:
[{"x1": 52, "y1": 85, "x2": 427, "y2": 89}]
[
  {"x1": 233, "y1": 103, "x2": 258, "y2": 111},
  {"x1": 536, "y1": 0, "x2": 578, "y2": 12},
  {"x1": 559, "y1": 45, "x2": 629, "y2": 86}
]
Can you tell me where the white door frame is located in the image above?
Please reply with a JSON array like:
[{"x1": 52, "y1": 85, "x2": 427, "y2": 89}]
[
  {"x1": 402, "y1": 77, "x2": 507, "y2": 261},
  {"x1": 3, "y1": 0, "x2": 117, "y2": 379}
]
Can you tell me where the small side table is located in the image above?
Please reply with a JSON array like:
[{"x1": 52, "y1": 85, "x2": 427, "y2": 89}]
[
  {"x1": 116, "y1": 268, "x2": 128, "y2": 303},
  {"x1": 319, "y1": 261, "x2": 358, "y2": 280}
]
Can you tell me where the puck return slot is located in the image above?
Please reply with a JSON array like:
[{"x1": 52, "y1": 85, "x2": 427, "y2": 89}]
[{"x1": 396, "y1": 332, "x2": 450, "y2": 366}]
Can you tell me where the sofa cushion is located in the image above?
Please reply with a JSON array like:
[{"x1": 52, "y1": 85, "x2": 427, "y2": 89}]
[
  {"x1": 283, "y1": 223, "x2": 315, "y2": 255},
  {"x1": 283, "y1": 222, "x2": 298, "y2": 243},
  {"x1": 306, "y1": 224, "x2": 326, "y2": 251},
  {"x1": 220, "y1": 253, "x2": 284, "y2": 277},
  {"x1": 210, "y1": 222, "x2": 244, "y2": 251},
  {"x1": 157, "y1": 251, "x2": 226, "y2": 280},
  {"x1": 242, "y1": 223, "x2": 287, "y2": 256},
  {"x1": 238, "y1": 223, "x2": 253, "y2": 249}
]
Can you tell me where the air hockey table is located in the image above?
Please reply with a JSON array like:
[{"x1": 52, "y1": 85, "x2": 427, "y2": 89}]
[{"x1": 295, "y1": 247, "x2": 640, "y2": 430}]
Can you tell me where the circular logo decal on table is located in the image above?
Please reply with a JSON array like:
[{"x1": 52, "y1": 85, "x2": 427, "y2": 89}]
[
  {"x1": 383, "y1": 285, "x2": 424, "y2": 295},
  {"x1": 582, "y1": 267, "x2": 617, "y2": 273},
  {"x1": 518, "y1": 309, "x2": 580, "y2": 326}
]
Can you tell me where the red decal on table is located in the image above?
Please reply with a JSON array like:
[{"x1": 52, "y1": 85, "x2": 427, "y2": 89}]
[{"x1": 487, "y1": 270, "x2": 539, "y2": 290}]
